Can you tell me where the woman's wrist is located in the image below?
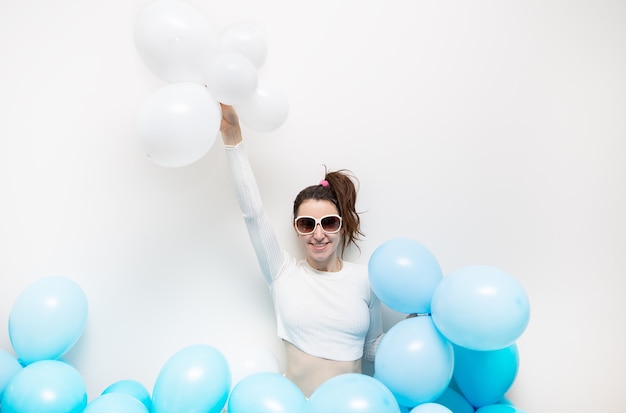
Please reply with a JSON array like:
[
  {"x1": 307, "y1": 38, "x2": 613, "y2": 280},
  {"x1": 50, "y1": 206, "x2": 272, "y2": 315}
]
[{"x1": 221, "y1": 129, "x2": 243, "y2": 146}]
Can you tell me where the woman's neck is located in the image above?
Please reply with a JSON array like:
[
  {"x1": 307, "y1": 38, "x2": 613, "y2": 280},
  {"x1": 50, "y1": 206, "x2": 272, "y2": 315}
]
[{"x1": 307, "y1": 256, "x2": 343, "y2": 272}]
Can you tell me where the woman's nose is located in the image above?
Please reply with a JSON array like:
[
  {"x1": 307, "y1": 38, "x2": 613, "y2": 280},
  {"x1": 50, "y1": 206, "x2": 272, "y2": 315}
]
[{"x1": 312, "y1": 223, "x2": 325, "y2": 237}]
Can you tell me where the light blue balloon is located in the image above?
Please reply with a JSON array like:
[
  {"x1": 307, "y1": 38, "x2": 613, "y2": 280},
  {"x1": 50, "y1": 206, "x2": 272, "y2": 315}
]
[
  {"x1": 453, "y1": 344, "x2": 519, "y2": 408},
  {"x1": 102, "y1": 379, "x2": 152, "y2": 412},
  {"x1": 434, "y1": 387, "x2": 475, "y2": 413},
  {"x1": 374, "y1": 317, "x2": 454, "y2": 407},
  {"x1": 431, "y1": 265, "x2": 530, "y2": 351},
  {"x1": 228, "y1": 372, "x2": 306, "y2": 413},
  {"x1": 0, "y1": 349, "x2": 22, "y2": 399},
  {"x1": 368, "y1": 238, "x2": 443, "y2": 313},
  {"x1": 410, "y1": 402, "x2": 452, "y2": 413},
  {"x1": 1, "y1": 359, "x2": 87, "y2": 413},
  {"x1": 306, "y1": 373, "x2": 401, "y2": 413},
  {"x1": 85, "y1": 393, "x2": 150, "y2": 413},
  {"x1": 152, "y1": 344, "x2": 231, "y2": 413},
  {"x1": 9, "y1": 276, "x2": 88, "y2": 365}
]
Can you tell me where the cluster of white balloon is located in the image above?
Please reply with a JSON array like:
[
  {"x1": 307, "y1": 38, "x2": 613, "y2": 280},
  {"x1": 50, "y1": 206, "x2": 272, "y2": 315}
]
[{"x1": 134, "y1": 0, "x2": 289, "y2": 167}]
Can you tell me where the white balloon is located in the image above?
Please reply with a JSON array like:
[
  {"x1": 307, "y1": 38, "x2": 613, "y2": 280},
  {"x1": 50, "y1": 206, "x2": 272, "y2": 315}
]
[
  {"x1": 204, "y1": 53, "x2": 258, "y2": 106},
  {"x1": 136, "y1": 83, "x2": 221, "y2": 167},
  {"x1": 219, "y1": 23, "x2": 268, "y2": 68},
  {"x1": 235, "y1": 78, "x2": 289, "y2": 133},
  {"x1": 134, "y1": 0, "x2": 218, "y2": 83}
]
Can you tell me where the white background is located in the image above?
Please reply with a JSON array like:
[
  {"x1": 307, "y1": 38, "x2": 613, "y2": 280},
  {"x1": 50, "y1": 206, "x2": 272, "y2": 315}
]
[{"x1": 1, "y1": 0, "x2": 625, "y2": 412}]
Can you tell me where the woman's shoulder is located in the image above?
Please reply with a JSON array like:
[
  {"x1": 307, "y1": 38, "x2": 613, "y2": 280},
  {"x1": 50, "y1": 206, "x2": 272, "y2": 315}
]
[
  {"x1": 341, "y1": 260, "x2": 369, "y2": 281},
  {"x1": 342, "y1": 260, "x2": 367, "y2": 271}
]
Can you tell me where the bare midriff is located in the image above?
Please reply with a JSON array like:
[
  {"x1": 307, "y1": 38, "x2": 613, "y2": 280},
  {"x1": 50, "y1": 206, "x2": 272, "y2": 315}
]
[{"x1": 282, "y1": 340, "x2": 362, "y2": 398}]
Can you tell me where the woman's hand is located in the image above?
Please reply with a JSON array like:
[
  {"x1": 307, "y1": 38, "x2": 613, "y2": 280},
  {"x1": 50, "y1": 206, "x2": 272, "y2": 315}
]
[{"x1": 219, "y1": 104, "x2": 243, "y2": 146}]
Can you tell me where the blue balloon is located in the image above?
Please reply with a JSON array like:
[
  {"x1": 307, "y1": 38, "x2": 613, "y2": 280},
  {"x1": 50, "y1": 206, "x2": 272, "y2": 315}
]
[
  {"x1": 368, "y1": 238, "x2": 443, "y2": 313},
  {"x1": 410, "y1": 403, "x2": 452, "y2": 413},
  {"x1": 306, "y1": 373, "x2": 401, "y2": 413},
  {"x1": 152, "y1": 344, "x2": 231, "y2": 413},
  {"x1": 374, "y1": 317, "x2": 454, "y2": 407},
  {"x1": 9, "y1": 276, "x2": 88, "y2": 364},
  {"x1": 228, "y1": 372, "x2": 306, "y2": 413},
  {"x1": 1, "y1": 360, "x2": 87, "y2": 413},
  {"x1": 434, "y1": 387, "x2": 475, "y2": 413},
  {"x1": 85, "y1": 393, "x2": 150, "y2": 413},
  {"x1": 102, "y1": 379, "x2": 152, "y2": 412},
  {"x1": 453, "y1": 344, "x2": 519, "y2": 408},
  {"x1": 431, "y1": 265, "x2": 530, "y2": 351},
  {"x1": 0, "y1": 349, "x2": 22, "y2": 400}
]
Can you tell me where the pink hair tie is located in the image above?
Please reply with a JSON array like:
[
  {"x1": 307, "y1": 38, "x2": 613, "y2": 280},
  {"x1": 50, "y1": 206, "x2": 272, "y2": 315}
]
[{"x1": 319, "y1": 179, "x2": 330, "y2": 187}]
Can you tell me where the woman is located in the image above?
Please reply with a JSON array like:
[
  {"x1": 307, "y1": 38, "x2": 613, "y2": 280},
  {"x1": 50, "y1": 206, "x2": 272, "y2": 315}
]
[{"x1": 219, "y1": 104, "x2": 383, "y2": 397}]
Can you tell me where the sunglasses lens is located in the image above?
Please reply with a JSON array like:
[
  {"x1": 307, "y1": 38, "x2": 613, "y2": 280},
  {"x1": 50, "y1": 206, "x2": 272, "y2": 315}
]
[
  {"x1": 321, "y1": 216, "x2": 341, "y2": 232},
  {"x1": 296, "y1": 217, "x2": 316, "y2": 233}
]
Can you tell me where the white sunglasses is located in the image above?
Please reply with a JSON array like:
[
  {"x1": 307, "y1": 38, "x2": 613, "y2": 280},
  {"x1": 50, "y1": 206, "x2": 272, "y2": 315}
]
[{"x1": 294, "y1": 214, "x2": 342, "y2": 235}]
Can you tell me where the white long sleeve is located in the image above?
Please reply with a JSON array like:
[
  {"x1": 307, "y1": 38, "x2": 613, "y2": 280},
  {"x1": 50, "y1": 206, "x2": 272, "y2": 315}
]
[{"x1": 224, "y1": 142, "x2": 287, "y2": 284}]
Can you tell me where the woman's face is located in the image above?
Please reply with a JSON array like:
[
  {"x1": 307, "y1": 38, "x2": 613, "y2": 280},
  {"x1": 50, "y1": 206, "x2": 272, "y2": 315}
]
[{"x1": 294, "y1": 199, "x2": 342, "y2": 269}]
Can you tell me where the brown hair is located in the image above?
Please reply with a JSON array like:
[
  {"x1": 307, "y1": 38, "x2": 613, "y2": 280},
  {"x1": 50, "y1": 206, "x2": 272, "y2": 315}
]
[{"x1": 293, "y1": 167, "x2": 364, "y2": 256}]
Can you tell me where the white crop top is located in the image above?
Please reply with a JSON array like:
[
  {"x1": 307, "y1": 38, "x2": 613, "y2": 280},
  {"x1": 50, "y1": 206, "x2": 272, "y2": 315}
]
[{"x1": 224, "y1": 142, "x2": 383, "y2": 361}]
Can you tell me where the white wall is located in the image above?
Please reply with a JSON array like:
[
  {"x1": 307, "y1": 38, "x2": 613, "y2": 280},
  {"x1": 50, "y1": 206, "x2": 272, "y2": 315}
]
[{"x1": 1, "y1": 0, "x2": 625, "y2": 411}]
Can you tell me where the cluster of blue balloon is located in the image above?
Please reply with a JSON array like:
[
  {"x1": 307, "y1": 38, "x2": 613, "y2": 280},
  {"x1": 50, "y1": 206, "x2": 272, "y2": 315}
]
[
  {"x1": 368, "y1": 238, "x2": 531, "y2": 413},
  {"x1": 134, "y1": 0, "x2": 289, "y2": 167},
  {"x1": 0, "y1": 276, "x2": 90, "y2": 412},
  {"x1": 0, "y1": 276, "x2": 156, "y2": 412},
  {"x1": 0, "y1": 277, "x2": 214, "y2": 412}
]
